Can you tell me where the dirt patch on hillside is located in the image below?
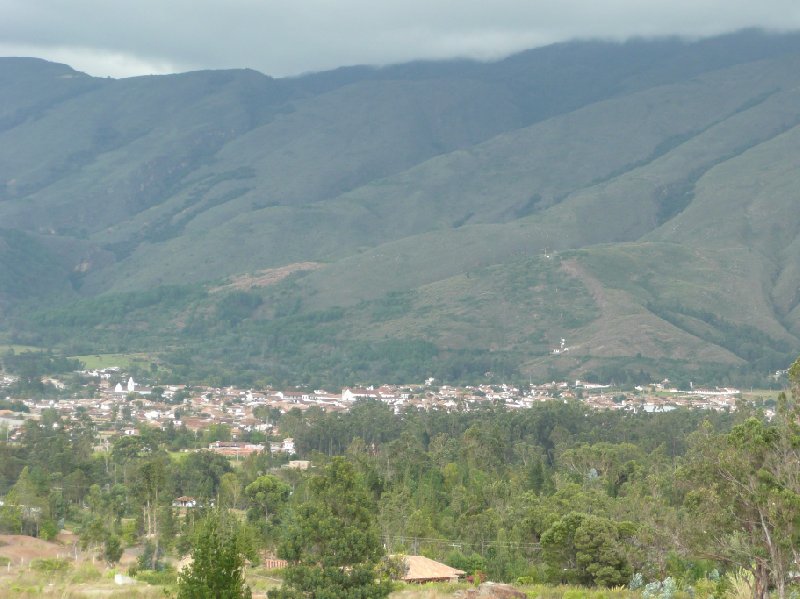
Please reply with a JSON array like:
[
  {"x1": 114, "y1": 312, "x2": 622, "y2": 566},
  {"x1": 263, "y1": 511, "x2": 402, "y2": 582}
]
[
  {"x1": 212, "y1": 262, "x2": 323, "y2": 293},
  {"x1": 0, "y1": 534, "x2": 71, "y2": 563},
  {"x1": 560, "y1": 259, "x2": 608, "y2": 313}
]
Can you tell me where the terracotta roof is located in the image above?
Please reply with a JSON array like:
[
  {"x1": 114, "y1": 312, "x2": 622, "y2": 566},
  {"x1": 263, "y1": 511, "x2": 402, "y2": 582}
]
[{"x1": 401, "y1": 555, "x2": 465, "y2": 582}]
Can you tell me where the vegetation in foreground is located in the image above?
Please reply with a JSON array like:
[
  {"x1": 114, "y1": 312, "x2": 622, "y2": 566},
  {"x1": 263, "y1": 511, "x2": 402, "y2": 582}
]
[{"x1": 1, "y1": 360, "x2": 800, "y2": 598}]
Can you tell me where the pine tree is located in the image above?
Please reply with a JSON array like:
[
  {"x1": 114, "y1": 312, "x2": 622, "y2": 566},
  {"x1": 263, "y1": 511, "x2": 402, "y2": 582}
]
[
  {"x1": 269, "y1": 457, "x2": 390, "y2": 599},
  {"x1": 176, "y1": 509, "x2": 252, "y2": 599}
]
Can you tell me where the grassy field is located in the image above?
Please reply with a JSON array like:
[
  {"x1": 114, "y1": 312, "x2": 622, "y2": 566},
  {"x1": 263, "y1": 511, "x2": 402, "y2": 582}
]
[
  {"x1": 0, "y1": 572, "x2": 647, "y2": 599},
  {"x1": 68, "y1": 353, "x2": 151, "y2": 370},
  {"x1": 0, "y1": 567, "x2": 267, "y2": 599},
  {"x1": 741, "y1": 389, "x2": 784, "y2": 403},
  {"x1": 0, "y1": 554, "x2": 765, "y2": 599},
  {"x1": 0, "y1": 567, "x2": 163, "y2": 599},
  {"x1": 0, "y1": 345, "x2": 43, "y2": 354}
]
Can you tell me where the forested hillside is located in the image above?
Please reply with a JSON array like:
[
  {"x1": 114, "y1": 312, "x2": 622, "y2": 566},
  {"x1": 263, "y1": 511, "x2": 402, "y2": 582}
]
[{"x1": 3, "y1": 30, "x2": 800, "y2": 385}]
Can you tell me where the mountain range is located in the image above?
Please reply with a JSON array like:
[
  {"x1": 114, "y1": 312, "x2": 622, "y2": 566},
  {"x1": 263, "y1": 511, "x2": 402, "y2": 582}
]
[{"x1": 2, "y1": 29, "x2": 800, "y2": 386}]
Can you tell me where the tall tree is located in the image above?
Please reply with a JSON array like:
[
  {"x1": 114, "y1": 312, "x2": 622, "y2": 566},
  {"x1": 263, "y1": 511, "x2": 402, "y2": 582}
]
[
  {"x1": 176, "y1": 509, "x2": 252, "y2": 599},
  {"x1": 681, "y1": 399, "x2": 800, "y2": 599},
  {"x1": 134, "y1": 454, "x2": 169, "y2": 569},
  {"x1": 270, "y1": 457, "x2": 390, "y2": 599},
  {"x1": 2, "y1": 466, "x2": 46, "y2": 536}
]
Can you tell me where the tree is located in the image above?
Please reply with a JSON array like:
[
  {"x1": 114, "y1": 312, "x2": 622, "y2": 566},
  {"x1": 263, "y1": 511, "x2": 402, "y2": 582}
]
[
  {"x1": 3, "y1": 466, "x2": 46, "y2": 536},
  {"x1": 540, "y1": 511, "x2": 634, "y2": 587},
  {"x1": 244, "y1": 474, "x2": 291, "y2": 529},
  {"x1": 681, "y1": 395, "x2": 800, "y2": 599},
  {"x1": 220, "y1": 472, "x2": 243, "y2": 510},
  {"x1": 134, "y1": 454, "x2": 169, "y2": 569},
  {"x1": 77, "y1": 483, "x2": 122, "y2": 557},
  {"x1": 175, "y1": 509, "x2": 252, "y2": 599},
  {"x1": 103, "y1": 534, "x2": 123, "y2": 567},
  {"x1": 270, "y1": 457, "x2": 390, "y2": 599},
  {"x1": 176, "y1": 451, "x2": 232, "y2": 501}
]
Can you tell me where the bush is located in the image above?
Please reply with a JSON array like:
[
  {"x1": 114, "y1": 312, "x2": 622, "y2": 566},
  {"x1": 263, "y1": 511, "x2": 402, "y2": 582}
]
[
  {"x1": 446, "y1": 549, "x2": 485, "y2": 576},
  {"x1": 38, "y1": 519, "x2": 58, "y2": 541},
  {"x1": 71, "y1": 562, "x2": 103, "y2": 583},
  {"x1": 643, "y1": 577, "x2": 679, "y2": 599},
  {"x1": 31, "y1": 558, "x2": 71, "y2": 573},
  {"x1": 692, "y1": 578, "x2": 719, "y2": 599},
  {"x1": 377, "y1": 554, "x2": 409, "y2": 581},
  {"x1": 630, "y1": 573, "x2": 644, "y2": 590},
  {"x1": 135, "y1": 567, "x2": 179, "y2": 586}
]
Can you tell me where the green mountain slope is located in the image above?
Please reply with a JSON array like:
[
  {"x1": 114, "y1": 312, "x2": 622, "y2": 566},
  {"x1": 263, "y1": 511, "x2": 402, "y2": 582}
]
[
  {"x1": 78, "y1": 52, "x2": 800, "y2": 294},
  {"x1": 0, "y1": 229, "x2": 75, "y2": 301},
  {"x1": 3, "y1": 30, "x2": 800, "y2": 385}
]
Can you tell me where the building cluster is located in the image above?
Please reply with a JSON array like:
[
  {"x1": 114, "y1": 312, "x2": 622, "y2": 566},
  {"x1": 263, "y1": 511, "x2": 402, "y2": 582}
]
[{"x1": 0, "y1": 363, "x2": 750, "y2": 446}]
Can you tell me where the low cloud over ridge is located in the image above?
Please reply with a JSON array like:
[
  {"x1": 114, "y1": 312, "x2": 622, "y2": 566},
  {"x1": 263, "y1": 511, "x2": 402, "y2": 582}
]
[{"x1": 1, "y1": 0, "x2": 799, "y2": 77}]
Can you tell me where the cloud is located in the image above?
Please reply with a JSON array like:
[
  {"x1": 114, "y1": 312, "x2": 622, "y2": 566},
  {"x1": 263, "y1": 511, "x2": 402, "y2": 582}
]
[
  {"x1": 0, "y1": 43, "x2": 185, "y2": 78},
  {"x1": 1, "y1": 0, "x2": 799, "y2": 77}
]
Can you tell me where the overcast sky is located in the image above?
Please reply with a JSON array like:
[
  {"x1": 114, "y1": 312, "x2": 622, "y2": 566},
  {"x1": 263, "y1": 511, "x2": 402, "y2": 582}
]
[{"x1": 1, "y1": 0, "x2": 799, "y2": 78}]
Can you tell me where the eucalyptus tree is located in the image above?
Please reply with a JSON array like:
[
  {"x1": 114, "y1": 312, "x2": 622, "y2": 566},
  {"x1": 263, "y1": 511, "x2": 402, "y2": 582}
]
[{"x1": 681, "y1": 390, "x2": 800, "y2": 599}]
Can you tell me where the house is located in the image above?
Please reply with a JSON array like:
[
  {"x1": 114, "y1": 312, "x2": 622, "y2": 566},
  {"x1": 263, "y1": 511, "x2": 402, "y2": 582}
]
[
  {"x1": 278, "y1": 391, "x2": 307, "y2": 403},
  {"x1": 172, "y1": 496, "x2": 197, "y2": 508},
  {"x1": 401, "y1": 555, "x2": 465, "y2": 583},
  {"x1": 208, "y1": 441, "x2": 265, "y2": 457},
  {"x1": 282, "y1": 460, "x2": 310, "y2": 470},
  {"x1": 270, "y1": 437, "x2": 295, "y2": 455},
  {"x1": 341, "y1": 388, "x2": 379, "y2": 402}
]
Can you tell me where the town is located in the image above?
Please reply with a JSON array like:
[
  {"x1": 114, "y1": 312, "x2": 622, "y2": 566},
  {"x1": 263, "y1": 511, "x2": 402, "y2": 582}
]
[{"x1": 0, "y1": 364, "x2": 762, "y2": 448}]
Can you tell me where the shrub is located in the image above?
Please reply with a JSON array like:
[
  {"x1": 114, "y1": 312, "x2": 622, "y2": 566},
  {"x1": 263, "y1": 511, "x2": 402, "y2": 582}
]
[
  {"x1": 136, "y1": 567, "x2": 179, "y2": 586},
  {"x1": 642, "y1": 577, "x2": 680, "y2": 599},
  {"x1": 38, "y1": 519, "x2": 58, "y2": 541},
  {"x1": 723, "y1": 569, "x2": 753, "y2": 599},
  {"x1": 71, "y1": 562, "x2": 103, "y2": 583},
  {"x1": 662, "y1": 577, "x2": 678, "y2": 599},
  {"x1": 643, "y1": 581, "x2": 663, "y2": 599},
  {"x1": 31, "y1": 558, "x2": 71, "y2": 573},
  {"x1": 692, "y1": 578, "x2": 718, "y2": 599},
  {"x1": 630, "y1": 573, "x2": 644, "y2": 590}
]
